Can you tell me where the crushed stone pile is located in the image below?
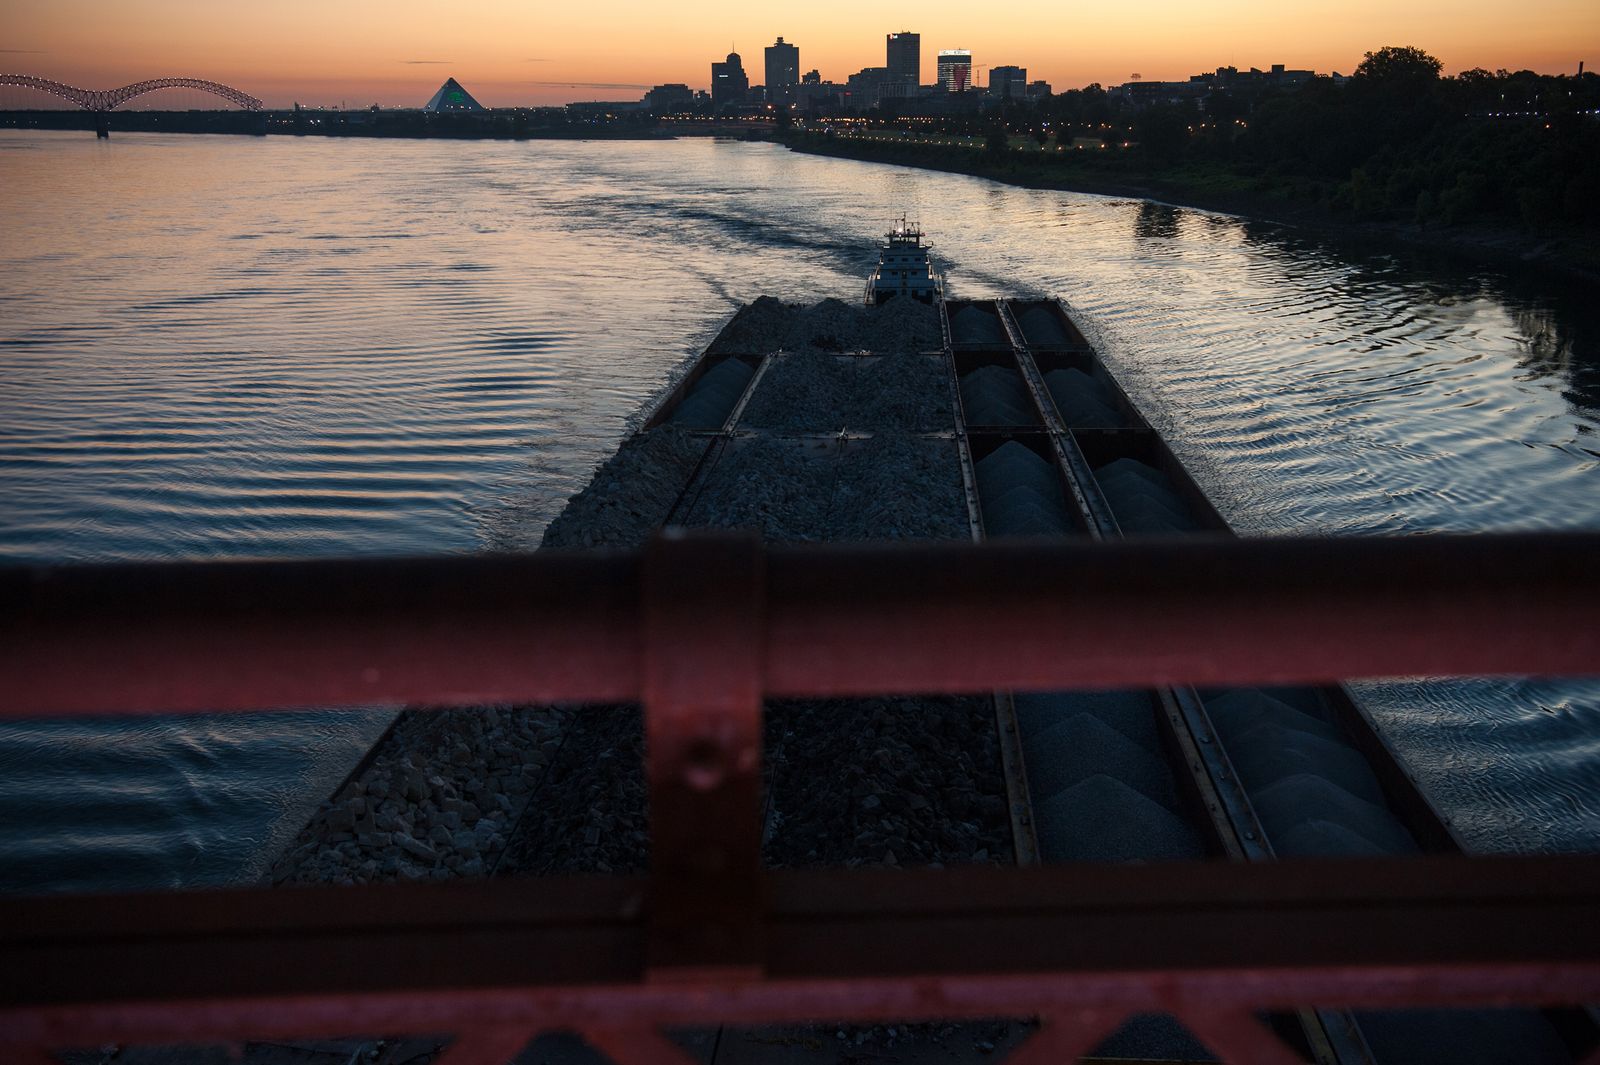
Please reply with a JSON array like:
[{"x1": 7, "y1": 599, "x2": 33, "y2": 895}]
[
  {"x1": 959, "y1": 364, "x2": 1037, "y2": 426},
  {"x1": 1044, "y1": 366, "x2": 1126, "y2": 428},
  {"x1": 784, "y1": 296, "x2": 865, "y2": 352},
  {"x1": 668, "y1": 356, "x2": 754, "y2": 429},
  {"x1": 736, "y1": 348, "x2": 947, "y2": 431},
  {"x1": 950, "y1": 304, "x2": 1007, "y2": 346},
  {"x1": 1017, "y1": 305, "x2": 1072, "y2": 349},
  {"x1": 1095, "y1": 457, "x2": 1201, "y2": 534},
  {"x1": 1036, "y1": 775, "x2": 1203, "y2": 863},
  {"x1": 763, "y1": 695, "x2": 1010, "y2": 869},
  {"x1": 1203, "y1": 688, "x2": 1419, "y2": 858},
  {"x1": 539, "y1": 426, "x2": 706, "y2": 550},
  {"x1": 861, "y1": 295, "x2": 943, "y2": 352},
  {"x1": 683, "y1": 438, "x2": 838, "y2": 543},
  {"x1": 269, "y1": 704, "x2": 572, "y2": 885},
  {"x1": 975, "y1": 441, "x2": 1074, "y2": 537},
  {"x1": 739, "y1": 351, "x2": 952, "y2": 433},
  {"x1": 772, "y1": 297, "x2": 942, "y2": 356},
  {"x1": 493, "y1": 703, "x2": 647, "y2": 876},
  {"x1": 830, "y1": 436, "x2": 969, "y2": 542},
  {"x1": 708, "y1": 295, "x2": 801, "y2": 354},
  {"x1": 1014, "y1": 690, "x2": 1205, "y2": 863},
  {"x1": 739, "y1": 351, "x2": 854, "y2": 431},
  {"x1": 853, "y1": 352, "x2": 951, "y2": 431}
]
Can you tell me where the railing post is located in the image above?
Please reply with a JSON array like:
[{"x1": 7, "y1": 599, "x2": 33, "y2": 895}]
[{"x1": 641, "y1": 529, "x2": 767, "y2": 978}]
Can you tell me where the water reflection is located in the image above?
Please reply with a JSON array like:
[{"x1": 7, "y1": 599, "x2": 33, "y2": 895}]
[
  {"x1": 1134, "y1": 201, "x2": 1182, "y2": 241},
  {"x1": 1508, "y1": 301, "x2": 1600, "y2": 411},
  {"x1": 1225, "y1": 218, "x2": 1600, "y2": 417}
]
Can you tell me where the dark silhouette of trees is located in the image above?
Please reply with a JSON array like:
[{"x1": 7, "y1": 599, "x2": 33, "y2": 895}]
[
  {"x1": 790, "y1": 46, "x2": 1599, "y2": 236},
  {"x1": 1134, "y1": 103, "x2": 1191, "y2": 163},
  {"x1": 1354, "y1": 46, "x2": 1443, "y2": 86}
]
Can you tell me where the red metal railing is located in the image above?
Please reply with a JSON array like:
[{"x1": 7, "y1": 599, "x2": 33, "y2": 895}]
[{"x1": 2, "y1": 531, "x2": 1599, "y2": 1065}]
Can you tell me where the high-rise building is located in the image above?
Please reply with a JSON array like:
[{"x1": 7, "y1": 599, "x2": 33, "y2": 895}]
[
  {"x1": 887, "y1": 31, "x2": 920, "y2": 85},
  {"x1": 765, "y1": 37, "x2": 800, "y2": 103},
  {"x1": 990, "y1": 65, "x2": 1027, "y2": 99},
  {"x1": 711, "y1": 51, "x2": 749, "y2": 106},
  {"x1": 937, "y1": 50, "x2": 973, "y2": 93}
]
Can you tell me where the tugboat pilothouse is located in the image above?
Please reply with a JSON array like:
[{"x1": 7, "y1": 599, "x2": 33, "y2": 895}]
[{"x1": 865, "y1": 218, "x2": 944, "y2": 306}]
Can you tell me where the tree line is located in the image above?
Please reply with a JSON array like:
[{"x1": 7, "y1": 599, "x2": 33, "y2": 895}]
[{"x1": 850, "y1": 47, "x2": 1600, "y2": 233}]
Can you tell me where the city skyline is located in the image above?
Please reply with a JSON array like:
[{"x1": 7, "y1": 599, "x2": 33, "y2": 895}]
[{"x1": 4, "y1": 0, "x2": 1597, "y2": 108}]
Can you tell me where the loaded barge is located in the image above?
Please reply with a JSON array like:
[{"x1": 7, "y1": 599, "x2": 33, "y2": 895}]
[
  {"x1": 259, "y1": 243, "x2": 1598, "y2": 1061},
  {"x1": 10, "y1": 242, "x2": 1597, "y2": 1065},
  {"x1": 504, "y1": 273, "x2": 1593, "y2": 1061}
]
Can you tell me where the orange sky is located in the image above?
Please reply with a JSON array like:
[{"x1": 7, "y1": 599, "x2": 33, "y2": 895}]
[{"x1": 5, "y1": 0, "x2": 1597, "y2": 107}]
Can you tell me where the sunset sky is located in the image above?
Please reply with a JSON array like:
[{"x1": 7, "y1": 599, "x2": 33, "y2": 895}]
[{"x1": 5, "y1": 0, "x2": 1598, "y2": 107}]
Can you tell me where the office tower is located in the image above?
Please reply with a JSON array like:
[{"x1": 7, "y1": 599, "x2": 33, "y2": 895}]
[
  {"x1": 711, "y1": 51, "x2": 749, "y2": 106},
  {"x1": 991, "y1": 65, "x2": 1028, "y2": 99},
  {"x1": 937, "y1": 49, "x2": 973, "y2": 92},
  {"x1": 887, "y1": 31, "x2": 920, "y2": 85},
  {"x1": 765, "y1": 37, "x2": 800, "y2": 102}
]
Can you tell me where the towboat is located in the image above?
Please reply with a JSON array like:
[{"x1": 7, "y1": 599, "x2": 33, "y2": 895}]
[{"x1": 865, "y1": 217, "x2": 943, "y2": 306}]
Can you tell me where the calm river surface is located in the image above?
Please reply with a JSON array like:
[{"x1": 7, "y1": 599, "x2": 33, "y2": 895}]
[{"x1": 2, "y1": 130, "x2": 1597, "y2": 892}]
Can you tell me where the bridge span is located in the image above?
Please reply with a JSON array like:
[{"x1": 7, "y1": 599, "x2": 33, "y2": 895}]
[{"x1": 0, "y1": 74, "x2": 264, "y2": 111}]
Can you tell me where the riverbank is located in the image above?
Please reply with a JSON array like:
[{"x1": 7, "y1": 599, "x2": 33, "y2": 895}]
[
  {"x1": 0, "y1": 109, "x2": 695, "y2": 140},
  {"x1": 782, "y1": 133, "x2": 1600, "y2": 288}
]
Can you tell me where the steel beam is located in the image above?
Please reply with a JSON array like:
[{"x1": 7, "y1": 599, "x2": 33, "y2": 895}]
[
  {"x1": 642, "y1": 531, "x2": 767, "y2": 975},
  {"x1": 3, "y1": 857, "x2": 1598, "y2": 1053},
  {"x1": 3, "y1": 533, "x2": 1596, "y2": 718}
]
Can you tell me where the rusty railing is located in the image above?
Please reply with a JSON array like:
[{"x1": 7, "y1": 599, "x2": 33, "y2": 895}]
[{"x1": 1, "y1": 531, "x2": 1598, "y2": 1065}]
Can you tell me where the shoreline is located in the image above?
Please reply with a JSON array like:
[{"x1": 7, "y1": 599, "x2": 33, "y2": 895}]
[
  {"x1": 0, "y1": 114, "x2": 762, "y2": 142},
  {"x1": 780, "y1": 135, "x2": 1600, "y2": 289}
]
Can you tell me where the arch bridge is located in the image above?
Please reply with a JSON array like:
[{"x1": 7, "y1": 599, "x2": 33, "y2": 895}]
[{"x1": 0, "y1": 74, "x2": 264, "y2": 111}]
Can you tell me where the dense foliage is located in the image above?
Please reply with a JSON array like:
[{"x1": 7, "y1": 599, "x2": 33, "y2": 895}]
[
  {"x1": 835, "y1": 48, "x2": 1600, "y2": 234},
  {"x1": 1222, "y1": 48, "x2": 1598, "y2": 229}
]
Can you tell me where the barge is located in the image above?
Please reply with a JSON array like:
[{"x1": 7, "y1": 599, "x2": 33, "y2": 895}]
[
  {"x1": 532, "y1": 289, "x2": 1595, "y2": 1064},
  {"x1": 224, "y1": 268, "x2": 1600, "y2": 1063}
]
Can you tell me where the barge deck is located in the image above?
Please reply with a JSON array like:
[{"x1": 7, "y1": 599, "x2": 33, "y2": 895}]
[{"x1": 240, "y1": 290, "x2": 1600, "y2": 1065}]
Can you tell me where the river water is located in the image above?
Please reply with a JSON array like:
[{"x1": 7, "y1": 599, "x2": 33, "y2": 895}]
[{"x1": 1, "y1": 130, "x2": 1596, "y2": 893}]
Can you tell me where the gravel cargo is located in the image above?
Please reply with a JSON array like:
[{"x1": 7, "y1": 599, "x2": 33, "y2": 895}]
[
  {"x1": 950, "y1": 304, "x2": 1007, "y2": 346},
  {"x1": 539, "y1": 426, "x2": 707, "y2": 550},
  {"x1": 1017, "y1": 306, "x2": 1071, "y2": 349},
  {"x1": 830, "y1": 436, "x2": 969, "y2": 542},
  {"x1": 852, "y1": 352, "x2": 951, "y2": 431},
  {"x1": 738, "y1": 351, "x2": 854, "y2": 431},
  {"x1": 959, "y1": 365, "x2": 1037, "y2": 426}
]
